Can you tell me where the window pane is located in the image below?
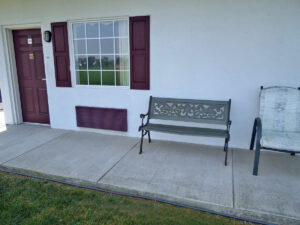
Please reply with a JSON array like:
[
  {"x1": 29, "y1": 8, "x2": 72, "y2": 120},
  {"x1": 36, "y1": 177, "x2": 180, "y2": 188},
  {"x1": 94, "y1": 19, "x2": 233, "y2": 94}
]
[
  {"x1": 89, "y1": 71, "x2": 101, "y2": 85},
  {"x1": 114, "y1": 20, "x2": 128, "y2": 37},
  {"x1": 86, "y1": 22, "x2": 99, "y2": 38},
  {"x1": 76, "y1": 71, "x2": 88, "y2": 85},
  {"x1": 102, "y1": 71, "x2": 115, "y2": 85},
  {"x1": 87, "y1": 39, "x2": 100, "y2": 54},
  {"x1": 101, "y1": 55, "x2": 114, "y2": 70},
  {"x1": 115, "y1": 38, "x2": 128, "y2": 54},
  {"x1": 73, "y1": 19, "x2": 129, "y2": 86},
  {"x1": 100, "y1": 39, "x2": 114, "y2": 54},
  {"x1": 75, "y1": 56, "x2": 87, "y2": 70},
  {"x1": 100, "y1": 21, "x2": 113, "y2": 37},
  {"x1": 88, "y1": 55, "x2": 100, "y2": 70},
  {"x1": 116, "y1": 71, "x2": 129, "y2": 86},
  {"x1": 73, "y1": 23, "x2": 85, "y2": 39},
  {"x1": 74, "y1": 40, "x2": 86, "y2": 54},
  {"x1": 115, "y1": 55, "x2": 129, "y2": 70}
]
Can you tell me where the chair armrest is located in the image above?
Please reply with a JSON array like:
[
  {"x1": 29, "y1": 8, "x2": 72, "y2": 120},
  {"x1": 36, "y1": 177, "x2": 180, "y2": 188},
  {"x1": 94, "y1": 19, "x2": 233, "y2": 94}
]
[
  {"x1": 250, "y1": 117, "x2": 262, "y2": 150},
  {"x1": 254, "y1": 117, "x2": 262, "y2": 136}
]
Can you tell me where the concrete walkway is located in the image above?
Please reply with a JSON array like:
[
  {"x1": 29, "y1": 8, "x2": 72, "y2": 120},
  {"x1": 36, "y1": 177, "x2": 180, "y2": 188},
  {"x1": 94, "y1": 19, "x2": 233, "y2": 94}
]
[{"x1": 0, "y1": 124, "x2": 299, "y2": 225}]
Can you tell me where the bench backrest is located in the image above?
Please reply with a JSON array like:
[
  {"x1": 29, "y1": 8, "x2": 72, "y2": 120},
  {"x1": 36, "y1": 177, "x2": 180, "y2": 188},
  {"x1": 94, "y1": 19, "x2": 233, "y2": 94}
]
[
  {"x1": 148, "y1": 97, "x2": 231, "y2": 125},
  {"x1": 259, "y1": 86, "x2": 300, "y2": 132}
]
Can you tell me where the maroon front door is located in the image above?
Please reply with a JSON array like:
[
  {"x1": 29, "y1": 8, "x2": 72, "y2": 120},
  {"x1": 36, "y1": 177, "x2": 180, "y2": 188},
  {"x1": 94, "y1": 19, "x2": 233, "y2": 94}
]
[{"x1": 13, "y1": 29, "x2": 50, "y2": 124}]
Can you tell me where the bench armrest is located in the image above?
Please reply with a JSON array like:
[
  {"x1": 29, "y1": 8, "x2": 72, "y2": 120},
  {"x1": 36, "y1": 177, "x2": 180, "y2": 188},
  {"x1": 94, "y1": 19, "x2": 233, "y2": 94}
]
[
  {"x1": 140, "y1": 113, "x2": 148, "y2": 119},
  {"x1": 139, "y1": 113, "x2": 149, "y2": 131}
]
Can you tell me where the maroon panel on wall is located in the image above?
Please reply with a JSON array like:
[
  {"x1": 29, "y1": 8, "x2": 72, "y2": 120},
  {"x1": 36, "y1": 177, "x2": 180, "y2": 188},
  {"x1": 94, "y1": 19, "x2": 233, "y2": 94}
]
[
  {"x1": 51, "y1": 22, "x2": 72, "y2": 87},
  {"x1": 76, "y1": 106, "x2": 128, "y2": 132},
  {"x1": 129, "y1": 16, "x2": 150, "y2": 90}
]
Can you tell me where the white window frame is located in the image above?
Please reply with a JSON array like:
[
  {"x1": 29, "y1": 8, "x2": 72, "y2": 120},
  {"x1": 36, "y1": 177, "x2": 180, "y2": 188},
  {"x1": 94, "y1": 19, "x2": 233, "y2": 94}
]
[{"x1": 68, "y1": 17, "x2": 130, "y2": 89}]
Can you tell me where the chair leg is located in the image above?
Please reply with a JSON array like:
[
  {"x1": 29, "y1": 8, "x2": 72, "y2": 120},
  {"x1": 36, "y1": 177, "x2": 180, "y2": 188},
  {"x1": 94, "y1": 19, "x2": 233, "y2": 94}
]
[
  {"x1": 253, "y1": 145, "x2": 261, "y2": 176},
  {"x1": 148, "y1": 131, "x2": 151, "y2": 143},
  {"x1": 224, "y1": 138, "x2": 229, "y2": 166},
  {"x1": 139, "y1": 130, "x2": 144, "y2": 154}
]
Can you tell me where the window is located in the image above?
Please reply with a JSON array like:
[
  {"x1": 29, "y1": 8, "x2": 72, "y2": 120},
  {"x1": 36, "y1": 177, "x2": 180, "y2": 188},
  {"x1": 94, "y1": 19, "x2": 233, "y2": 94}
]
[{"x1": 72, "y1": 19, "x2": 129, "y2": 86}]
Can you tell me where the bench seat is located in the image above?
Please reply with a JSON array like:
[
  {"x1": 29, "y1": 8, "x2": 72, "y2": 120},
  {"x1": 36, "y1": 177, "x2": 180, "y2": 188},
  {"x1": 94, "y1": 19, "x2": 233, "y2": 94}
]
[{"x1": 141, "y1": 123, "x2": 229, "y2": 138}]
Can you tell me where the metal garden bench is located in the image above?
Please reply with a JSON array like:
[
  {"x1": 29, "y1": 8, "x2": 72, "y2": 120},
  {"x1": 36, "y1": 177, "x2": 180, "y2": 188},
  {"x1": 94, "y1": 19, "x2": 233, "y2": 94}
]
[
  {"x1": 250, "y1": 86, "x2": 300, "y2": 175},
  {"x1": 138, "y1": 96, "x2": 232, "y2": 165}
]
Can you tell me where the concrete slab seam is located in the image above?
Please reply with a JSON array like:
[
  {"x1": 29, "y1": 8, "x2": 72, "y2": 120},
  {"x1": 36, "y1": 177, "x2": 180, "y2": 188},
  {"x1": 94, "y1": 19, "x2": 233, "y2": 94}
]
[{"x1": 96, "y1": 141, "x2": 139, "y2": 183}]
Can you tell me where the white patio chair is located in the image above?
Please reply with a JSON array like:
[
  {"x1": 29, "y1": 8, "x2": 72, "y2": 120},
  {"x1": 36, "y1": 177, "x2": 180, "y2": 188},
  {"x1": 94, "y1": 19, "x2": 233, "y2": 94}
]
[{"x1": 250, "y1": 86, "x2": 300, "y2": 175}]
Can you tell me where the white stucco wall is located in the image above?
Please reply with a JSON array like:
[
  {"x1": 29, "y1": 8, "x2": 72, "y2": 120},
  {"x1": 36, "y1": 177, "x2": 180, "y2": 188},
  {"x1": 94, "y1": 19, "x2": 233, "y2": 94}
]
[{"x1": 0, "y1": 0, "x2": 299, "y2": 149}]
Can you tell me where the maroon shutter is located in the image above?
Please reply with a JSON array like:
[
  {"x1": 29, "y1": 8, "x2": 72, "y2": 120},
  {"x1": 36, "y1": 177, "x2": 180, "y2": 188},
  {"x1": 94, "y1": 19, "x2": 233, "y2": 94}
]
[
  {"x1": 130, "y1": 16, "x2": 150, "y2": 90},
  {"x1": 51, "y1": 22, "x2": 71, "y2": 87}
]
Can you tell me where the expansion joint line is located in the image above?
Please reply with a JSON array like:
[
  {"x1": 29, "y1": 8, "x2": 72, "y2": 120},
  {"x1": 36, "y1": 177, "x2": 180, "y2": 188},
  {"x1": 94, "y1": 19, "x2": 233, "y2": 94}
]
[{"x1": 96, "y1": 141, "x2": 139, "y2": 183}]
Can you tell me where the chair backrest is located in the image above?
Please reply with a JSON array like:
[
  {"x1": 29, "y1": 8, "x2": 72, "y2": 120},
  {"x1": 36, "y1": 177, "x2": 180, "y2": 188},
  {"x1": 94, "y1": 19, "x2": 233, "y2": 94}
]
[
  {"x1": 149, "y1": 97, "x2": 231, "y2": 125},
  {"x1": 259, "y1": 87, "x2": 300, "y2": 132}
]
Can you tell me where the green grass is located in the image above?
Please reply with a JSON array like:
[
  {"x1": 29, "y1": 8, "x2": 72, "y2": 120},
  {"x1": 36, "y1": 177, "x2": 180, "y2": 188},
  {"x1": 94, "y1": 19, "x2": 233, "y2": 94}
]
[{"x1": 0, "y1": 172, "x2": 252, "y2": 225}]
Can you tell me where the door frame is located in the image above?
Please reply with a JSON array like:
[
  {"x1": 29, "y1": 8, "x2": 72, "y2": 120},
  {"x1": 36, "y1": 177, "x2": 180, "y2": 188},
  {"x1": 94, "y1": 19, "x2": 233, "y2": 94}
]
[{"x1": 1, "y1": 23, "x2": 48, "y2": 125}]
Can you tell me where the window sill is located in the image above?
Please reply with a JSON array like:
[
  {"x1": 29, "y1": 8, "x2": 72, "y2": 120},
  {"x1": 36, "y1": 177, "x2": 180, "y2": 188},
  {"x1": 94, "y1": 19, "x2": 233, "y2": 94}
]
[{"x1": 74, "y1": 84, "x2": 130, "y2": 90}]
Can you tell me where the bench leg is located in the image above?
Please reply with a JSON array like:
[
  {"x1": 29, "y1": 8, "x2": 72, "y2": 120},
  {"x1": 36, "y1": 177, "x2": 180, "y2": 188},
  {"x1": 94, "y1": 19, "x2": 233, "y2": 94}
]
[
  {"x1": 291, "y1": 152, "x2": 295, "y2": 156},
  {"x1": 139, "y1": 130, "x2": 144, "y2": 154},
  {"x1": 253, "y1": 145, "x2": 261, "y2": 176},
  {"x1": 148, "y1": 131, "x2": 151, "y2": 143},
  {"x1": 224, "y1": 138, "x2": 229, "y2": 166}
]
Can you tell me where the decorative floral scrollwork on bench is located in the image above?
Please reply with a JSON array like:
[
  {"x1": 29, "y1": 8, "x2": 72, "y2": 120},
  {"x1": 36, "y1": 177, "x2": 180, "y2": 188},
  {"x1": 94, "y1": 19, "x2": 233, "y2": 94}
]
[{"x1": 151, "y1": 100, "x2": 226, "y2": 121}]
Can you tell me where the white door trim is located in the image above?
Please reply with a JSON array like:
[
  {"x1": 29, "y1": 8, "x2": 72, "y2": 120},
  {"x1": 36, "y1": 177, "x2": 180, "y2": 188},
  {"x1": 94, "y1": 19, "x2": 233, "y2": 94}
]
[{"x1": 1, "y1": 23, "x2": 41, "y2": 124}]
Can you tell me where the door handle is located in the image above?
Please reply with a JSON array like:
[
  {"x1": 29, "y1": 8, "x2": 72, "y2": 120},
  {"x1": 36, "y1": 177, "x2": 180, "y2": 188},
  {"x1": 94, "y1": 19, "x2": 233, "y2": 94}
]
[{"x1": 42, "y1": 78, "x2": 46, "y2": 81}]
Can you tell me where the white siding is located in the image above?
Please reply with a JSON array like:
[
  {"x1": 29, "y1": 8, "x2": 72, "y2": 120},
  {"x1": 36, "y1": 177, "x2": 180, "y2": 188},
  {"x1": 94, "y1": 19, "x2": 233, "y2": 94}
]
[{"x1": 0, "y1": 0, "x2": 299, "y2": 148}]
